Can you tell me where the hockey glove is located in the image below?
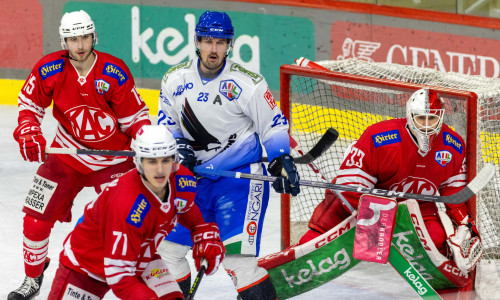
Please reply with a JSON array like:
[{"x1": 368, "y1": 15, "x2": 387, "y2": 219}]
[
  {"x1": 191, "y1": 223, "x2": 226, "y2": 275},
  {"x1": 176, "y1": 137, "x2": 196, "y2": 172},
  {"x1": 268, "y1": 153, "x2": 300, "y2": 196},
  {"x1": 438, "y1": 208, "x2": 483, "y2": 274},
  {"x1": 13, "y1": 122, "x2": 46, "y2": 163}
]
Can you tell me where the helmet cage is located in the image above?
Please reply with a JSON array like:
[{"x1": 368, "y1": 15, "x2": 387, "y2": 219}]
[
  {"x1": 59, "y1": 10, "x2": 98, "y2": 50},
  {"x1": 195, "y1": 11, "x2": 234, "y2": 57},
  {"x1": 406, "y1": 89, "x2": 445, "y2": 153}
]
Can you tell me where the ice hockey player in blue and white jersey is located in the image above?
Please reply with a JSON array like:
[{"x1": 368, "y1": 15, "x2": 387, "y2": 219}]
[{"x1": 157, "y1": 10, "x2": 300, "y2": 300}]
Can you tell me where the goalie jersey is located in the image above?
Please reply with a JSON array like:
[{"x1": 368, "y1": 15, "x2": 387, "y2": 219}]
[
  {"x1": 158, "y1": 58, "x2": 290, "y2": 171},
  {"x1": 58, "y1": 166, "x2": 203, "y2": 297},
  {"x1": 16, "y1": 50, "x2": 150, "y2": 174},
  {"x1": 337, "y1": 118, "x2": 466, "y2": 210}
]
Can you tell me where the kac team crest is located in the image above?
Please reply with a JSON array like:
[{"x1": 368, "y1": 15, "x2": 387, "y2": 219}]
[
  {"x1": 219, "y1": 79, "x2": 242, "y2": 101},
  {"x1": 435, "y1": 150, "x2": 452, "y2": 167}
]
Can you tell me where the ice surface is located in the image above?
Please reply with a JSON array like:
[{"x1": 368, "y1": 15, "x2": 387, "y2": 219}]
[{"x1": 0, "y1": 105, "x2": 417, "y2": 299}]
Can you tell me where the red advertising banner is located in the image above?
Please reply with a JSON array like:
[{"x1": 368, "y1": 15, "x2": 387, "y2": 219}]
[
  {"x1": 331, "y1": 21, "x2": 500, "y2": 78},
  {"x1": 0, "y1": 0, "x2": 43, "y2": 69},
  {"x1": 354, "y1": 195, "x2": 397, "y2": 264}
]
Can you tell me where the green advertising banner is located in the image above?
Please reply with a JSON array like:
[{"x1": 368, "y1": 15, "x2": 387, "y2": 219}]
[{"x1": 63, "y1": 2, "x2": 315, "y2": 90}]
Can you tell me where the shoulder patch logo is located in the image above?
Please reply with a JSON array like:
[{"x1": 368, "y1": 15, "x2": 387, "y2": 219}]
[
  {"x1": 219, "y1": 79, "x2": 242, "y2": 101},
  {"x1": 174, "y1": 198, "x2": 188, "y2": 213},
  {"x1": 435, "y1": 150, "x2": 452, "y2": 167},
  {"x1": 103, "y1": 63, "x2": 128, "y2": 86},
  {"x1": 372, "y1": 129, "x2": 401, "y2": 148},
  {"x1": 162, "y1": 60, "x2": 193, "y2": 83},
  {"x1": 443, "y1": 132, "x2": 463, "y2": 154},
  {"x1": 175, "y1": 175, "x2": 197, "y2": 193},
  {"x1": 263, "y1": 87, "x2": 277, "y2": 109},
  {"x1": 127, "y1": 194, "x2": 151, "y2": 228},
  {"x1": 39, "y1": 59, "x2": 64, "y2": 80},
  {"x1": 95, "y1": 79, "x2": 110, "y2": 94},
  {"x1": 230, "y1": 63, "x2": 263, "y2": 84}
]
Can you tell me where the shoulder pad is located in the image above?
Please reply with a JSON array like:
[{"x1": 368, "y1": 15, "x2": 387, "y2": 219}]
[
  {"x1": 162, "y1": 60, "x2": 193, "y2": 83},
  {"x1": 230, "y1": 63, "x2": 263, "y2": 85}
]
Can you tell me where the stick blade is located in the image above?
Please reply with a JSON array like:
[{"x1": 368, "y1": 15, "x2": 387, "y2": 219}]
[
  {"x1": 468, "y1": 163, "x2": 496, "y2": 194},
  {"x1": 295, "y1": 128, "x2": 339, "y2": 164}
]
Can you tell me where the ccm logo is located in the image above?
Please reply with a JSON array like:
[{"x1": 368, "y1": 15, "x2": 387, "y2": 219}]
[
  {"x1": 20, "y1": 125, "x2": 41, "y2": 135},
  {"x1": 193, "y1": 231, "x2": 219, "y2": 243}
]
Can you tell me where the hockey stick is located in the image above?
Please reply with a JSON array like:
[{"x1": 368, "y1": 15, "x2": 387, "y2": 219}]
[
  {"x1": 193, "y1": 163, "x2": 496, "y2": 204},
  {"x1": 45, "y1": 147, "x2": 135, "y2": 157},
  {"x1": 44, "y1": 128, "x2": 338, "y2": 163},
  {"x1": 185, "y1": 259, "x2": 208, "y2": 300}
]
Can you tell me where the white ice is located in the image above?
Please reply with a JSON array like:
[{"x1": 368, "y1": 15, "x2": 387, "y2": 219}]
[{"x1": 0, "y1": 105, "x2": 418, "y2": 299}]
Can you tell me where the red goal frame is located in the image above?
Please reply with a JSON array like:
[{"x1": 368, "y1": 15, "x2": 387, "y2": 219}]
[{"x1": 279, "y1": 64, "x2": 478, "y2": 249}]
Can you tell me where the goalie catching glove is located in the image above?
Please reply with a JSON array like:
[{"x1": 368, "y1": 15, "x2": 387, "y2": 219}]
[
  {"x1": 438, "y1": 205, "x2": 483, "y2": 274},
  {"x1": 176, "y1": 138, "x2": 196, "y2": 172},
  {"x1": 267, "y1": 153, "x2": 300, "y2": 196},
  {"x1": 13, "y1": 122, "x2": 46, "y2": 163},
  {"x1": 191, "y1": 222, "x2": 226, "y2": 275}
]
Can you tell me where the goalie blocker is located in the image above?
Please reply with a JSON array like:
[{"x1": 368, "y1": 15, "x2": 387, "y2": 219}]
[{"x1": 258, "y1": 199, "x2": 475, "y2": 299}]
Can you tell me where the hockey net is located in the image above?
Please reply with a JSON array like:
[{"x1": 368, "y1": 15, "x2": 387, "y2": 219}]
[{"x1": 280, "y1": 59, "x2": 500, "y2": 267}]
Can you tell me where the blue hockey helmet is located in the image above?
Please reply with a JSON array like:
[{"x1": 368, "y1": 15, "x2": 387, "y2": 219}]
[{"x1": 195, "y1": 11, "x2": 234, "y2": 56}]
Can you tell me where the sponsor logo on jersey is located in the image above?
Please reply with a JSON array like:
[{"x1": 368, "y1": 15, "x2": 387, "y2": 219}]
[
  {"x1": 372, "y1": 129, "x2": 401, "y2": 147},
  {"x1": 230, "y1": 63, "x2": 263, "y2": 84},
  {"x1": 145, "y1": 268, "x2": 171, "y2": 280},
  {"x1": 443, "y1": 132, "x2": 463, "y2": 154},
  {"x1": 127, "y1": 194, "x2": 151, "y2": 228},
  {"x1": 175, "y1": 175, "x2": 197, "y2": 192},
  {"x1": 174, "y1": 198, "x2": 188, "y2": 213},
  {"x1": 39, "y1": 59, "x2": 64, "y2": 80},
  {"x1": 103, "y1": 63, "x2": 129, "y2": 86},
  {"x1": 162, "y1": 60, "x2": 192, "y2": 83},
  {"x1": 95, "y1": 79, "x2": 110, "y2": 94},
  {"x1": 389, "y1": 177, "x2": 437, "y2": 195},
  {"x1": 173, "y1": 82, "x2": 193, "y2": 97},
  {"x1": 263, "y1": 87, "x2": 277, "y2": 109},
  {"x1": 65, "y1": 106, "x2": 117, "y2": 142},
  {"x1": 435, "y1": 150, "x2": 452, "y2": 167},
  {"x1": 159, "y1": 89, "x2": 171, "y2": 106},
  {"x1": 219, "y1": 79, "x2": 242, "y2": 101}
]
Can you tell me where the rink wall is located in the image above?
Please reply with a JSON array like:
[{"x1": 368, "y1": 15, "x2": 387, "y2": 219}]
[{"x1": 2, "y1": 0, "x2": 500, "y2": 113}]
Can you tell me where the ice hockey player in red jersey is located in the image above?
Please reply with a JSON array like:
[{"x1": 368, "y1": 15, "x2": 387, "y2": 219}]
[
  {"x1": 9, "y1": 10, "x2": 151, "y2": 299},
  {"x1": 48, "y1": 125, "x2": 225, "y2": 299},
  {"x1": 300, "y1": 89, "x2": 483, "y2": 296}
]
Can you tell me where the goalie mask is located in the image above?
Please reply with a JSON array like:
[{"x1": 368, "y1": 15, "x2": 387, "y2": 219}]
[
  {"x1": 131, "y1": 125, "x2": 178, "y2": 175},
  {"x1": 195, "y1": 11, "x2": 234, "y2": 57},
  {"x1": 406, "y1": 88, "x2": 445, "y2": 154},
  {"x1": 59, "y1": 10, "x2": 98, "y2": 50}
]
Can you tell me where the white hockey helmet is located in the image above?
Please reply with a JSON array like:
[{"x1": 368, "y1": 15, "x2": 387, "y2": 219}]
[
  {"x1": 131, "y1": 125, "x2": 178, "y2": 174},
  {"x1": 59, "y1": 10, "x2": 98, "y2": 49},
  {"x1": 406, "y1": 88, "x2": 445, "y2": 154}
]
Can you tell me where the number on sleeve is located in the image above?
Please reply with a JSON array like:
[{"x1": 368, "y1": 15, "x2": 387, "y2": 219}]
[
  {"x1": 112, "y1": 231, "x2": 128, "y2": 256},
  {"x1": 131, "y1": 86, "x2": 143, "y2": 105},
  {"x1": 345, "y1": 146, "x2": 365, "y2": 168},
  {"x1": 23, "y1": 74, "x2": 36, "y2": 95}
]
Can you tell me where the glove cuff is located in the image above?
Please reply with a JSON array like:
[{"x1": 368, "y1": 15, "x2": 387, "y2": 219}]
[{"x1": 267, "y1": 153, "x2": 293, "y2": 176}]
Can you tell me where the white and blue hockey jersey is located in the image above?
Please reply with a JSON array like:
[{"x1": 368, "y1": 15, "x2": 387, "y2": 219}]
[{"x1": 158, "y1": 58, "x2": 289, "y2": 171}]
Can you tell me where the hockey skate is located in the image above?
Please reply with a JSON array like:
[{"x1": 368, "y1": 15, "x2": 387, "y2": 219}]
[{"x1": 8, "y1": 258, "x2": 50, "y2": 300}]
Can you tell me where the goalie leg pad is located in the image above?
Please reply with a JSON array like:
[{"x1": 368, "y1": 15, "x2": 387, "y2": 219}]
[
  {"x1": 223, "y1": 254, "x2": 276, "y2": 298},
  {"x1": 308, "y1": 190, "x2": 352, "y2": 235}
]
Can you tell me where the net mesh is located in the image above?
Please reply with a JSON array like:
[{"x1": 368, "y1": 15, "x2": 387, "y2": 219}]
[{"x1": 285, "y1": 59, "x2": 500, "y2": 261}]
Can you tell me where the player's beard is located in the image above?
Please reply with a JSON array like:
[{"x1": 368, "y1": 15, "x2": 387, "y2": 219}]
[{"x1": 200, "y1": 52, "x2": 224, "y2": 73}]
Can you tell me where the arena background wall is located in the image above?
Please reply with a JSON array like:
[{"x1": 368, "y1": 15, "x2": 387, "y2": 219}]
[{"x1": 1, "y1": 0, "x2": 500, "y2": 115}]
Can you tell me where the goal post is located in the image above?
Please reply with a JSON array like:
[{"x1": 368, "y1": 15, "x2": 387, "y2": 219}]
[{"x1": 278, "y1": 59, "x2": 500, "y2": 269}]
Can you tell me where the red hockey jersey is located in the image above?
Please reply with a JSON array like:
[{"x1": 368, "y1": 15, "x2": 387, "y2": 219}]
[
  {"x1": 59, "y1": 165, "x2": 203, "y2": 298},
  {"x1": 336, "y1": 118, "x2": 466, "y2": 210},
  {"x1": 16, "y1": 50, "x2": 150, "y2": 174}
]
